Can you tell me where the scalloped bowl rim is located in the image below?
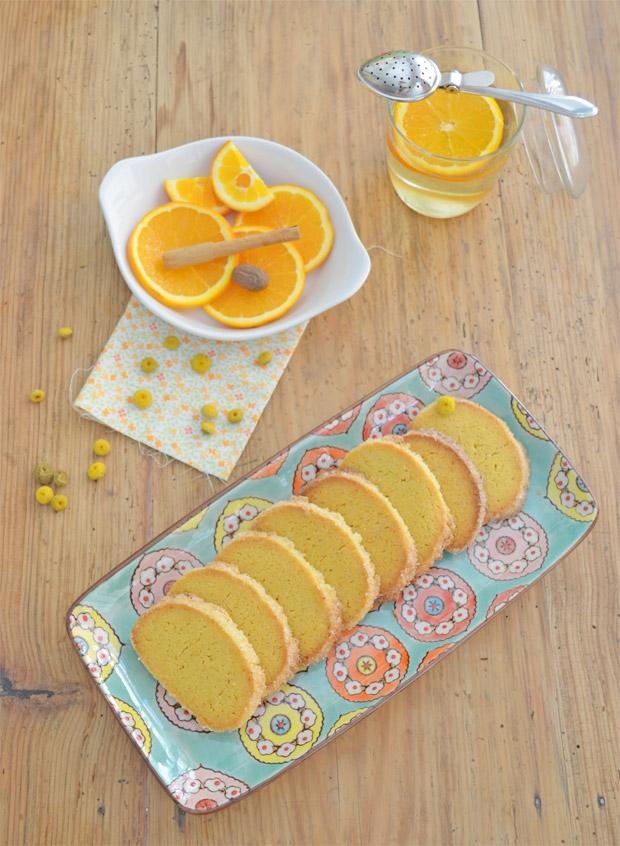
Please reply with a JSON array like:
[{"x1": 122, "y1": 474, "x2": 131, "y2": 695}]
[{"x1": 98, "y1": 136, "x2": 371, "y2": 341}]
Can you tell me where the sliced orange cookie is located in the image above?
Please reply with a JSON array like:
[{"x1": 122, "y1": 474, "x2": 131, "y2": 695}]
[
  {"x1": 409, "y1": 398, "x2": 529, "y2": 521},
  {"x1": 211, "y1": 140, "x2": 274, "y2": 212},
  {"x1": 235, "y1": 184, "x2": 334, "y2": 271},
  {"x1": 127, "y1": 202, "x2": 236, "y2": 308},
  {"x1": 215, "y1": 531, "x2": 342, "y2": 668},
  {"x1": 170, "y1": 562, "x2": 298, "y2": 695},
  {"x1": 303, "y1": 470, "x2": 417, "y2": 601},
  {"x1": 164, "y1": 176, "x2": 230, "y2": 214},
  {"x1": 252, "y1": 498, "x2": 378, "y2": 629},
  {"x1": 341, "y1": 438, "x2": 453, "y2": 571},
  {"x1": 204, "y1": 226, "x2": 305, "y2": 328},
  {"x1": 131, "y1": 594, "x2": 265, "y2": 732},
  {"x1": 403, "y1": 429, "x2": 486, "y2": 553}
]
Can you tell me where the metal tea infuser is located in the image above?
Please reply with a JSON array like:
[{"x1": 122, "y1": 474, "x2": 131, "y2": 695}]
[
  {"x1": 358, "y1": 50, "x2": 598, "y2": 118},
  {"x1": 359, "y1": 50, "x2": 597, "y2": 198}
]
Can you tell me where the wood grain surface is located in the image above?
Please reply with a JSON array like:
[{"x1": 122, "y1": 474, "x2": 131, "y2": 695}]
[{"x1": 1, "y1": 1, "x2": 618, "y2": 844}]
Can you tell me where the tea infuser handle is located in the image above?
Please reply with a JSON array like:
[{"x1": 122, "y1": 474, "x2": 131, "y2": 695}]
[
  {"x1": 447, "y1": 70, "x2": 496, "y2": 87},
  {"x1": 458, "y1": 83, "x2": 598, "y2": 118}
]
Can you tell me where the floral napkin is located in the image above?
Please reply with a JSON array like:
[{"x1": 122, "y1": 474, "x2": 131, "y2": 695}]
[{"x1": 74, "y1": 298, "x2": 305, "y2": 480}]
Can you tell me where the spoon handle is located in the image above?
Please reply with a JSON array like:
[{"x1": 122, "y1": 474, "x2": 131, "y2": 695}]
[
  {"x1": 450, "y1": 70, "x2": 495, "y2": 87},
  {"x1": 458, "y1": 83, "x2": 598, "y2": 118}
]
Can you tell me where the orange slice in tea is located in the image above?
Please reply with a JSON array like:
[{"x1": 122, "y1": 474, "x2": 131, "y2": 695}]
[
  {"x1": 235, "y1": 184, "x2": 334, "y2": 271},
  {"x1": 393, "y1": 90, "x2": 504, "y2": 175},
  {"x1": 163, "y1": 177, "x2": 230, "y2": 214},
  {"x1": 204, "y1": 226, "x2": 305, "y2": 328},
  {"x1": 127, "y1": 203, "x2": 237, "y2": 309},
  {"x1": 211, "y1": 141, "x2": 274, "y2": 212}
]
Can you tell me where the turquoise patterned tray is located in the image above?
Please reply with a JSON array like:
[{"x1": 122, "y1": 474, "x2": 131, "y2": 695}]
[{"x1": 67, "y1": 350, "x2": 598, "y2": 814}]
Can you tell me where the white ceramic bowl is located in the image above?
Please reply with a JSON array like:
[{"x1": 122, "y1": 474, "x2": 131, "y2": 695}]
[{"x1": 99, "y1": 136, "x2": 371, "y2": 341}]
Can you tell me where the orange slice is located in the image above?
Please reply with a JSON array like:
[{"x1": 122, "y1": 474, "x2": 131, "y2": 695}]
[
  {"x1": 235, "y1": 185, "x2": 334, "y2": 272},
  {"x1": 393, "y1": 90, "x2": 504, "y2": 176},
  {"x1": 204, "y1": 226, "x2": 305, "y2": 328},
  {"x1": 127, "y1": 203, "x2": 237, "y2": 309},
  {"x1": 163, "y1": 177, "x2": 230, "y2": 215},
  {"x1": 210, "y1": 141, "x2": 274, "y2": 212}
]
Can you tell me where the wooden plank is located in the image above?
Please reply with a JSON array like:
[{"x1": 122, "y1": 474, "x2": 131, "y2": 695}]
[
  {"x1": 475, "y1": 3, "x2": 620, "y2": 844},
  {"x1": 0, "y1": 2, "x2": 157, "y2": 844},
  {"x1": 1, "y1": 0, "x2": 618, "y2": 843}
]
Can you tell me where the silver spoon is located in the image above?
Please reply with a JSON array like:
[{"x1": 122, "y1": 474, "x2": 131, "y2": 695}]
[{"x1": 358, "y1": 51, "x2": 598, "y2": 118}]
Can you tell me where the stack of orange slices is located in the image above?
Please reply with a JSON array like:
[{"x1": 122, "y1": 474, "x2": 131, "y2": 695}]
[{"x1": 127, "y1": 141, "x2": 334, "y2": 328}]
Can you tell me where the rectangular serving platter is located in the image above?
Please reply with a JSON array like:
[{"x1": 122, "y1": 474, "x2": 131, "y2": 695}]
[{"x1": 67, "y1": 349, "x2": 598, "y2": 815}]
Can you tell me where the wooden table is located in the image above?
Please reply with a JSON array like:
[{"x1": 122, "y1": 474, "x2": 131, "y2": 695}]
[{"x1": 2, "y1": 2, "x2": 618, "y2": 844}]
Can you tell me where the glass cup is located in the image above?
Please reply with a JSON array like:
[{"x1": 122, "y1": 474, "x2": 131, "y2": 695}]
[{"x1": 386, "y1": 46, "x2": 526, "y2": 218}]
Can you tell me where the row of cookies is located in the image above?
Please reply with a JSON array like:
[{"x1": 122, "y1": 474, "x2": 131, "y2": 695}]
[
  {"x1": 132, "y1": 397, "x2": 529, "y2": 732},
  {"x1": 131, "y1": 496, "x2": 381, "y2": 732}
]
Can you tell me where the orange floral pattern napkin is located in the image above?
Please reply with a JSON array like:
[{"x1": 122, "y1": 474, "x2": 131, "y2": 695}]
[{"x1": 75, "y1": 298, "x2": 305, "y2": 480}]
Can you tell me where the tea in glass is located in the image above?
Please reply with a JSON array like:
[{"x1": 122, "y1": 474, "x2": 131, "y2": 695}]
[{"x1": 386, "y1": 46, "x2": 525, "y2": 218}]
